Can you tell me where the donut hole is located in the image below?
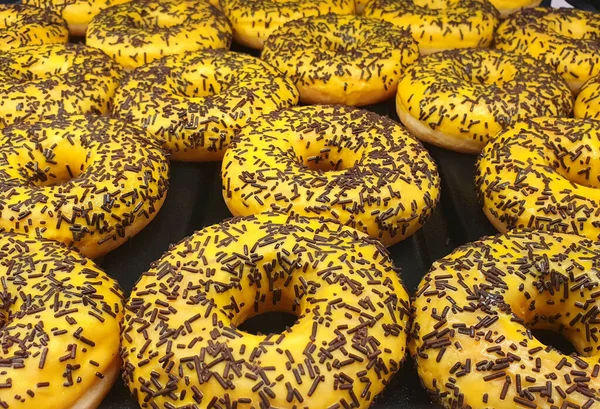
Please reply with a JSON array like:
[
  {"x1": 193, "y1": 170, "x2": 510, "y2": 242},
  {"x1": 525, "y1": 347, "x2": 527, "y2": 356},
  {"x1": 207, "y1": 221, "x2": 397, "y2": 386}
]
[
  {"x1": 6, "y1": 53, "x2": 75, "y2": 82},
  {"x1": 457, "y1": 60, "x2": 518, "y2": 87},
  {"x1": 532, "y1": 329, "x2": 577, "y2": 355},
  {"x1": 169, "y1": 66, "x2": 227, "y2": 98},
  {"x1": 237, "y1": 311, "x2": 298, "y2": 336},
  {"x1": 545, "y1": 135, "x2": 600, "y2": 189},
  {"x1": 293, "y1": 131, "x2": 365, "y2": 172},
  {"x1": 412, "y1": 0, "x2": 453, "y2": 10},
  {"x1": 128, "y1": 10, "x2": 185, "y2": 30}
]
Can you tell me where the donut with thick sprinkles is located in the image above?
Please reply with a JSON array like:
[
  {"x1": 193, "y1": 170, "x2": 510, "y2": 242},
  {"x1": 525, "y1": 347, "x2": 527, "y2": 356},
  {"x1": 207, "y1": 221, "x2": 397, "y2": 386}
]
[
  {"x1": 87, "y1": 0, "x2": 232, "y2": 70},
  {"x1": 412, "y1": 230, "x2": 600, "y2": 409},
  {"x1": 575, "y1": 75, "x2": 600, "y2": 120},
  {"x1": 363, "y1": 0, "x2": 500, "y2": 55},
  {"x1": 121, "y1": 212, "x2": 410, "y2": 409},
  {"x1": 495, "y1": 8, "x2": 600, "y2": 94},
  {"x1": 476, "y1": 117, "x2": 600, "y2": 240},
  {"x1": 396, "y1": 49, "x2": 573, "y2": 153},
  {"x1": 262, "y1": 14, "x2": 419, "y2": 106},
  {"x1": 113, "y1": 49, "x2": 299, "y2": 162},
  {"x1": 221, "y1": 0, "x2": 355, "y2": 50},
  {"x1": 0, "y1": 43, "x2": 123, "y2": 128},
  {"x1": 0, "y1": 4, "x2": 68, "y2": 49},
  {"x1": 221, "y1": 105, "x2": 440, "y2": 246},
  {"x1": 0, "y1": 115, "x2": 170, "y2": 259},
  {"x1": 0, "y1": 231, "x2": 123, "y2": 409}
]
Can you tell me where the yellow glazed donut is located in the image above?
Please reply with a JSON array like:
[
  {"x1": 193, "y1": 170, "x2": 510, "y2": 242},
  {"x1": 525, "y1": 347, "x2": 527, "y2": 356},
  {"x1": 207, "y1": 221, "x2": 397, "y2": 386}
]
[
  {"x1": 22, "y1": 0, "x2": 129, "y2": 36},
  {"x1": 0, "y1": 115, "x2": 170, "y2": 259},
  {"x1": 476, "y1": 117, "x2": 600, "y2": 240},
  {"x1": 222, "y1": 105, "x2": 441, "y2": 246},
  {"x1": 113, "y1": 50, "x2": 299, "y2": 162},
  {"x1": 222, "y1": 0, "x2": 355, "y2": 49},
  {"x1": 575, "y1": 75, "x2": 600, "y2": 120},
  {"x1": 87, "y1": 0, "x2": 232, "y2": 70},
  {"x1": 363, "y1": 0, "x2": 500, "y2": 55},
  {"x1": 0, "y1": 4, "x2": 68, "y2": 49},
  {"x1": 262, "y1": 14, "x2": 419, "y2": 106},
  {"x1": 412, "y1": 230, "x2": 600, "y2": 409},
  {"x1": 495, "y1": 8, "x2": 600, "y2": 94},
  {"x1": 0, "y1": 43, "x2": 122, "y2": 128},
  {"x1": 0, "y1": 231, "x2": 123, "y2": 409},
  {"x1": 121, "y1": 212, "x2": 410, "y2": 409},
  {"x1": 396, "y1": 49, "x2": 573, "y2": 154}
]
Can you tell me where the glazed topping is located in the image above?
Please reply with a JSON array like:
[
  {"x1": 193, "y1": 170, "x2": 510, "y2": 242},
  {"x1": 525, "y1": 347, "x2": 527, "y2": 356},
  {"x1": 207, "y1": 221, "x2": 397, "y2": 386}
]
[
  {"x1": 0, "y1": 231, "x2": 123, "y2": 409},
  {"x1": 0, "y1": 4, "x2": 68, "y2": 49},
  {"x1": 222, "y1": 105, "x2": 440, "y2": 246},
  {"x1": 87, "y1": 0, "x2": 232, "y2": 69},
  {"x1": 476, "y1": 117, "x2": 600, "y2": 240},
  {"x1": 412, "y1": 230, "x2": 600, "y2": 409},
  {"x1": 113, "y1": 49, "x2": 298, "y2": 161},
  {"x1": 575, "y1": 75, "x2": 600, "y2": 120},
  {"x1": 122, "y1": 212, "x2": 410, "y2": 409},
  {"x1": 0, "y1": 43, "x2": 123, "y2": 128},
  {"x1": 0, "y1": 114, "x2": 170, "y2": 258}
]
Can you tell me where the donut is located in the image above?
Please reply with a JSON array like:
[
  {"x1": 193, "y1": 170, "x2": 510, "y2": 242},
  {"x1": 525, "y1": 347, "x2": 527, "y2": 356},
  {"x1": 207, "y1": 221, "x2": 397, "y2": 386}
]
[
  {"x1": 476, "y1": 117, "x2": 600, "y2": 240},
  {"x1": 22, "y1": 0, "x2": 129, "y2": 36},
  {"x1": 411, "y1": 229, "x2": 600, "y2": 409},
  {"x1": 112, "y1": 49, "x2": 299, "y2": 161},
  {"x1": 495, "y1": 8, "x2": 600, "y2": 94},
  {"x1": 221, "y1": 105, "x2": 441, "y2": 246},
  {"x1": 575, "y1": 75, "x2": 600, "y2": 120},
  {"x1": 396, "y1": 49, "x2": 573, "y2": 154},
  {"x1": 262, "y1": 14, "x2": 419, "y2": 106},
  {"x1": 0, "y1": 4, "x2": 68, "y2": 49},
  {"x1": 355, "y1": 0, "x2": 370, "y2": 13},
  {"x1": 121, "y1": 212, "x2": 410, "y2": 409},
  {"x1": 0, "y1": 114, "x2": 170, "y2": 259},
  {"x1": 0, "y1": 43, "x2": 123, "y2": 128},
  {"x1": 363, "y1": 0, "x2": 500, "y2": 55},
  {"x1": 86, "y1": 0, "x2": 232, "y2": 70},
  {"x1": 221, "y1": 0, "x2": 355, "y2": 50},
  {"x1": 0, "y1": 231, "x2": 123, "y2": 409}
]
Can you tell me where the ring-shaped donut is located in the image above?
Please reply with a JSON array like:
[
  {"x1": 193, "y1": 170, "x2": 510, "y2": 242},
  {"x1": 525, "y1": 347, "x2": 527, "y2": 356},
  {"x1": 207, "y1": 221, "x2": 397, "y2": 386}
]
[
  {"x1": 476, "y1": 117, "x2": 600, "y2": 240},
  {"x1": 0, "y1": 115, "x2": 170, "y2": 259},
  {"x1": 221, "y1": 0, "x2": 355, "y2": 49},
  {"x1": 222, "y1": 105, "x2": 441, "y2": 246},
  {"x1": 262, "y1": 14, "x2": 419, "y2": 106},
  {"x1": 575, "y1": 75, "x2": 600, "y2": 120},
  {"x1": 396, "y1": 49, "x2": 573, "y2": 153},
  {"x1": 87, "y1": 0, "x2": 232, "y2": 70},
  {"x1": 412, "y1": 230, "x2": 600, "y2": 409},
  {"x1": 0, "y1": 43, "x2": 123, "y2": 128},
  {"x1": 363, "y1": 0, "x2": 500, "y2": 55},
  {"x1": 495, "y1": 8, "x2": 600, "y2": 94},
  {"x1": 113, "y1": 50, "x2": 299, "y2": 161},
  {"x1": 0, "y1": 4, "x2": 68, "y2": 49},
  {"x1": 0, "y1": 231, "x2": 123, "y2": 409},
  {"x1": 121, "y1": 212, "x2": 410, "y2": 409}
]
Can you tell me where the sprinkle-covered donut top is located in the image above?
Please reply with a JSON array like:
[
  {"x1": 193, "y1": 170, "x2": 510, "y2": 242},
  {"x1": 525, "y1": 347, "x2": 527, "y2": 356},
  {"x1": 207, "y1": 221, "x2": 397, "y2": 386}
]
[
  {"x1": 113, "y1": 49, "x2": 299, "y2": 161},
  {"x1": 0, "y1": 43, "x2": 123, "y2": 128},
  {"x1": 0, "y1": 115, "x2": 170, "y2": 259},
  {"x1": 222, "y1": 105, "x2": 441, "y2": 246},
  {"x1": 412, "y1": 230, "x2": 600, "y2": 409},
  {"x1": 495, "y1": 7, "x2": 600, "y2": 93},
  {"x1": 0, "y1": 4, "x2": 68, "y2": 49},
  {"x1": 0, "y1": 231, "x2": 124, "y2": 409},
  {"x1": 575, "y1": 75, "x2": 600, "y2": 120},
  {"x1": 87, "y1": 0, "x2": 232, "y2": 69},
  {"x1": 122, "y1": 212, "x2": 410, "y2": 409},
  {"x1": 476, "y1": 117, "x2": 600, "y2": 240}
]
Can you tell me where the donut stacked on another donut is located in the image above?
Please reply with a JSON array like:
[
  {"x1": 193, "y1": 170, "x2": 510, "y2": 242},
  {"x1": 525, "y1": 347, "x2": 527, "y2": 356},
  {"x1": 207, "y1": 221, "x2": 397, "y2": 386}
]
[
  {"x1": 0, "y1": 43, "x2": 123, "y2": 128},
  {"x1": 87, "y1": 0, "x2": 232, "y2": 70},
  {"x1": 0, "y1": 231, "x2": 123, "y2": 409},
  {"x1": 22, "y1": 0, "x2": 129, "y2": 36},
  {"x1": 0, "y1": 4, "x2": 68, "y2": 49},
  {"x1": 363, "y1": 0, "x2": 500, "y2": 55},
  {"x1": 495, "y1": 8, "x2": 600, "y2": 94},
  {"x1": 262, "y1": 14, "x2": 419, "y2": 106},
  {"x1": 113, "y1": 50, "x2": 299, "y2": 161},
  {"x1": 222, "y1": 105, "x2": 440, "y2": 246},
  {"x1": 222, "y1": 0, "x2": 355, "y2": 50},
  {"x1": 575, "y1": 75, "x2": 600, "y2": 120},
  {"x1": 0, "y1": 115, "x2": 170, "y2": 259},
  {"x1": 396, "y1": 49, "x2": 573, "y2": 153},
  {"x1": 121, "y1": 212, "x2": 410, "y2": 409},
  {"x1": 412, "y1": 230, "x2": 600, "y2": 409}
]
